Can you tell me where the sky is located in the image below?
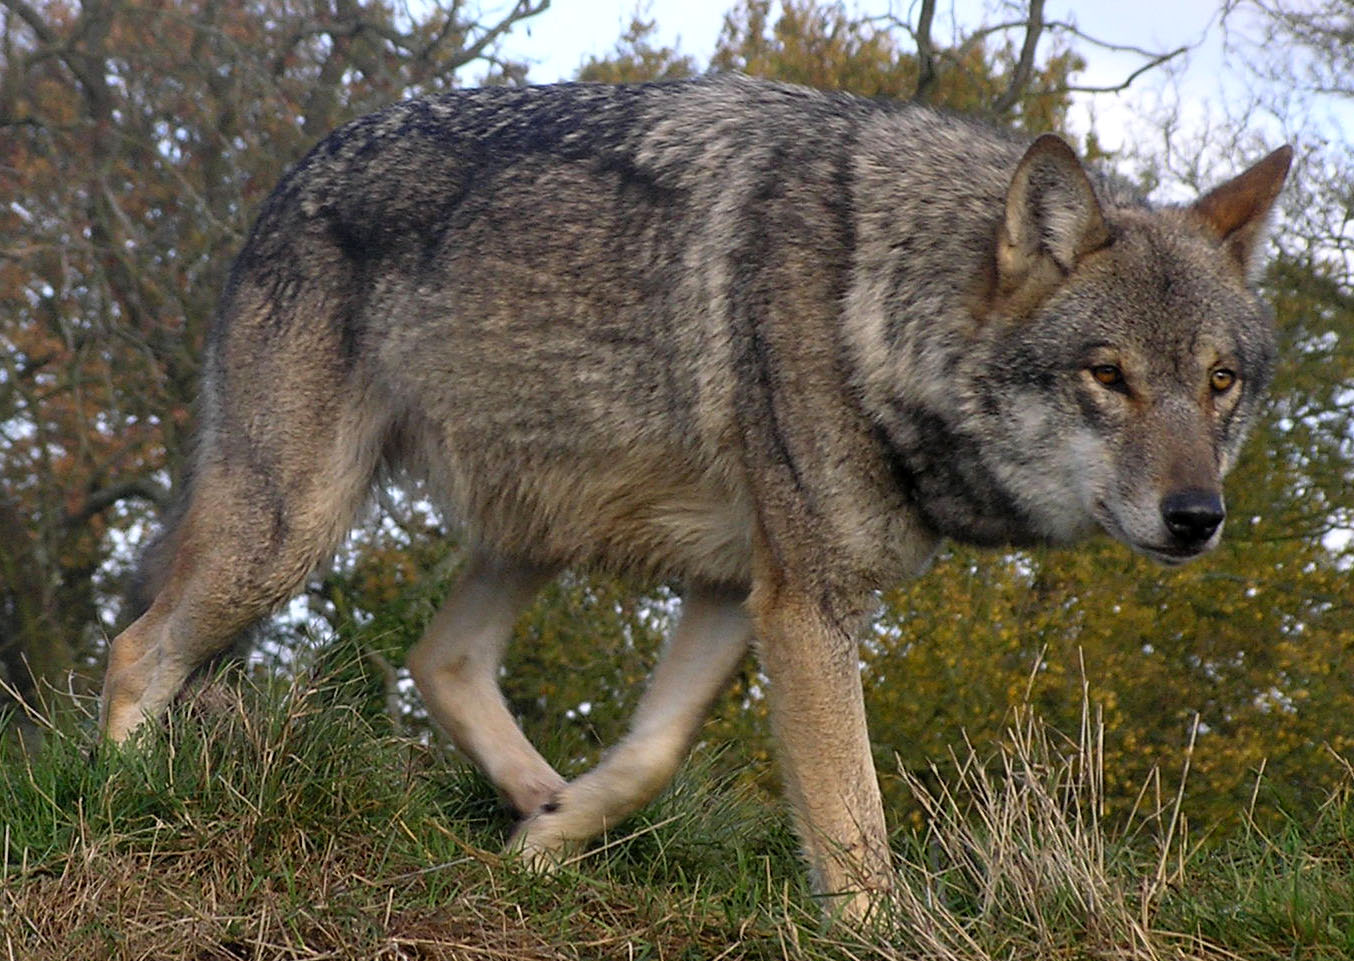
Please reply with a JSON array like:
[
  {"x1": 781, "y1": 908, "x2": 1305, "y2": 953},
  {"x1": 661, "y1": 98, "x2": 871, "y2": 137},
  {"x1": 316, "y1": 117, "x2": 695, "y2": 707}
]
[
  {"x1": 505, "y1": 0, "x2": 1223, "y2": 85},
  {"x1": 503, "y1": 3, "x2": 1213, "y2": 113},
  {"x1": 495, "y1": 0, "x2": 1250, "y2": 152}
]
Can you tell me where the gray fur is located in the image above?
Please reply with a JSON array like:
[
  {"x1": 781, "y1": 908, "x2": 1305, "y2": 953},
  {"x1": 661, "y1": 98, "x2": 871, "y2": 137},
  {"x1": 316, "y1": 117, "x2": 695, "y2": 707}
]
[{"x1": 101, "y1": 75, "x2": 1291, "y2": 921}]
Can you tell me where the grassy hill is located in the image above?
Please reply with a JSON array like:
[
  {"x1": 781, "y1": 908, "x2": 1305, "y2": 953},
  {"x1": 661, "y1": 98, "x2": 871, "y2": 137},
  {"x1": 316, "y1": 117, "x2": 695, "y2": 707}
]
[{"x1": 2, "y1": 663, "x2": 1351, "y2": 960}]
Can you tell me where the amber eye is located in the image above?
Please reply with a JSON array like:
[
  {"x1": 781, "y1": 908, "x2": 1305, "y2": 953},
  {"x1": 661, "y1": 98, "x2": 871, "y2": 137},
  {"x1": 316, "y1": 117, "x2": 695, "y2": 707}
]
[
  {"x1": 1210, "y1": 368, "x2": 1237, "y2": 393},
  {"x1": 1090, "y1": 364, "x2": 1125, "y2": 389}
]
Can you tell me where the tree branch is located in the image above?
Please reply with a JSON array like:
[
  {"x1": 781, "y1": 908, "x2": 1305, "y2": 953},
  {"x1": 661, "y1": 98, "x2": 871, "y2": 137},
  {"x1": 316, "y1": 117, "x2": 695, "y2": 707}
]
[
  {"x1": 1043, "y1": 18, "x2": 1194, "y2": 59},
  {"x1": 873, "y1": 5, "x2": 1191, "y2": 114},
  {"x1": 911, "y1": 0, "x2": 938, "y2": 103},
  {"x1": 1057, "y1": 47, "x2": 1190, "y2": 95},
  {"x1": 443, "y1": 0, "x2": 550, "y2": 73},
  {"x1": 988, "y1": 0, "x2": 1045, "y2": 117},
  {"x1": 65, "y1": 476, "x2": 171, "y2": 525}
]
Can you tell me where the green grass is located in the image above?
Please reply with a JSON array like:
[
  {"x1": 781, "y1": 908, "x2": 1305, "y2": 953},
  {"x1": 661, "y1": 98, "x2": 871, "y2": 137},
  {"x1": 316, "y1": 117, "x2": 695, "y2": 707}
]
[
  {"x1": 2, "y1": 664, "x2": 1350, "y2": 960},
  {"x1": 1162, "y1": 774, "x2": 1354, "y2": 960}
]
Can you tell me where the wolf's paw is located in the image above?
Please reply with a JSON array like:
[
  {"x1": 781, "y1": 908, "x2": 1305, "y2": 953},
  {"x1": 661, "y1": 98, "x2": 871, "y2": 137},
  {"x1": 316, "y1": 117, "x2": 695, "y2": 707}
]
[{"x1": 506, "y1": 800, "x2": 585, "y2": 872}]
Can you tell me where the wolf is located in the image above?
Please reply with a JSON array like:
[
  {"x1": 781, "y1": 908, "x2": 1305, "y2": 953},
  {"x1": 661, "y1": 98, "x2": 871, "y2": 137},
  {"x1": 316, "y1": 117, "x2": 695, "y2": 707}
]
[{"x1": 99, "y1": 74, "x2": 1292, "y2": 921}]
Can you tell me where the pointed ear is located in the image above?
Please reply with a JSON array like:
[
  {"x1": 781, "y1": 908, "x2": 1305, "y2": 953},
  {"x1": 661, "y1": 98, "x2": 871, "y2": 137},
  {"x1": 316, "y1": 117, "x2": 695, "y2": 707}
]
[
  {"x1": 995, "y1": 134, "x2": 1111, "y2": 312},
  {"x1": 1190, "y1": 145, "x2": 1293, "y2": 280}
]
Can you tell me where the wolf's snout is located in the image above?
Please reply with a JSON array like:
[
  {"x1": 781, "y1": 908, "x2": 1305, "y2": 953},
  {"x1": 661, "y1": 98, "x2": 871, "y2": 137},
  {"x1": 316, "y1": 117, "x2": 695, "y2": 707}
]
[{"x1": 1160, "y1": 489, "x2": 1225, "y2": 548}]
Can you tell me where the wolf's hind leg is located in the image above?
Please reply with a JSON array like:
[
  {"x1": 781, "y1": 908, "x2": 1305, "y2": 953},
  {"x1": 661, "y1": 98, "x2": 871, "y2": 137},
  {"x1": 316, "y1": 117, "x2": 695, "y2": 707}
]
[
  {"x1": 100, "y1": 455, "x2": 371, "y2": 744},
  {"x1": 407, "y1": 555, "x2": 564, "y2": 816},
  {"x1": 510, "y1": 584, "x2": 751, "y2": 865}
]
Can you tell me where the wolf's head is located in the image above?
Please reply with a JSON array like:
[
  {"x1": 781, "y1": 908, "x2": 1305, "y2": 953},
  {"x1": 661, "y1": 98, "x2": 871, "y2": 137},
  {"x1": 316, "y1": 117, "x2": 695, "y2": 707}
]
[{"x1": 962, "y1": 137, "x2": 1293, "y2": 564}]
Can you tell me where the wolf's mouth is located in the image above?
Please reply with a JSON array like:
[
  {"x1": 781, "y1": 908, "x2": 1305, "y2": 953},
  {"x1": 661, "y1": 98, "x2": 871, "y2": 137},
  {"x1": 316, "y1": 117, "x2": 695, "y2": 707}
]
[
  {"x1": 1139, "y1": 544, "x2": 1204, "y2": 566},
  {"x1": 1093, "y1": 502, "x2": 1211, "y2": 566}
]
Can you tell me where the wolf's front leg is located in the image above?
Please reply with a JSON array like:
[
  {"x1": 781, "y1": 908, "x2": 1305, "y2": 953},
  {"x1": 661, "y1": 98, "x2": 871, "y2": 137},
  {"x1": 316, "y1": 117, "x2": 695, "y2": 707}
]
[
  {"x1": 407, "y1": 555, "x2": 563, "y2": 816},
  {"x1": 750, "y1": 579, "x2": 893, "y2": 922},
  {"x1": 509, "y1": 584, "x2": 751, "y2": 864}
]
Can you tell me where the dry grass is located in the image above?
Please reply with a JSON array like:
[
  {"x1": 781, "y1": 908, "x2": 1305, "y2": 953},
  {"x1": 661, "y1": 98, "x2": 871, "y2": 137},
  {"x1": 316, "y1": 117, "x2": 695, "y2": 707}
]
[
  {"x1": 6, "y1": 840, "x2": 762, "y2": 960},
  {"x1": 872, "y1": 706, "x2": 1203, "y2": 960}
]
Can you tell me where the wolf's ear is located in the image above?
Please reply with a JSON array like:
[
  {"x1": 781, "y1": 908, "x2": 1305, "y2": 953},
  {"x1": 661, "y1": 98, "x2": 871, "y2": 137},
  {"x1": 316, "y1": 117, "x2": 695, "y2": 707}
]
[
  {"x1": 1190, "y1": 145, "x2": 1293, "y2": 280},
  {"x1": 995, "y1": 134, "x2": 1110, "y2": 314}
]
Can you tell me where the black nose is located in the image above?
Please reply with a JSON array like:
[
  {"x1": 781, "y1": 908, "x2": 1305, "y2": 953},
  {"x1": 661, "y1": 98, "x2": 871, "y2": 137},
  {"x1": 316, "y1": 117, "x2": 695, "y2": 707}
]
[{"x1": 1160, "y1": 490, "x2": 1225, "y2": 547}]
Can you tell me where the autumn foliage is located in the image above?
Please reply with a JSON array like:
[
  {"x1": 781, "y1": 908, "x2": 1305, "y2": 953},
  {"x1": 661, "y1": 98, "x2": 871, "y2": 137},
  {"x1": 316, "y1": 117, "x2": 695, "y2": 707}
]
[{"x1": 0, "y1": 0, "x2": 543, "y2": 714}]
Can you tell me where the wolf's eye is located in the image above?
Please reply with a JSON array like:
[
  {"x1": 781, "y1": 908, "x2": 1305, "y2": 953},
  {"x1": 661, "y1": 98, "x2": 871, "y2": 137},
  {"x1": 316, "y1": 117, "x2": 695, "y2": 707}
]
[
  {"x1": 1090, "y1": 364, "x2": 1125, "y2": 390},
  {"x1": 1210, "y1": 368, "x2": 1237, "y2": 393}
]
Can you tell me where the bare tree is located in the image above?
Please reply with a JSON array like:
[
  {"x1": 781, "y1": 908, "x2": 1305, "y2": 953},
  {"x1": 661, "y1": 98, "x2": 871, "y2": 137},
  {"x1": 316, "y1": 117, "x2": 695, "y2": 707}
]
[
  {"x1": 884, "y1": 0, "x2": 1189, "y2": 114},
  {"x1": 0, "y1": 0, "x2": 546, "y2": 730},
  {"x1": 1218, "y1": 0, "x2": 1353, "y2": 285}
]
